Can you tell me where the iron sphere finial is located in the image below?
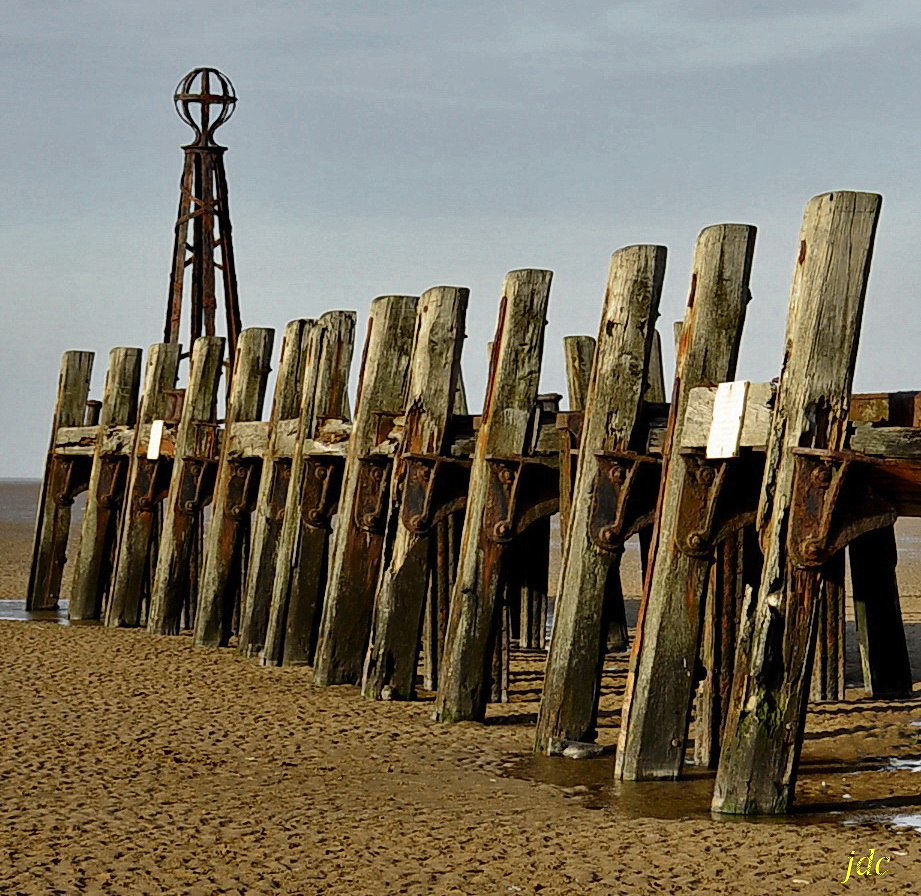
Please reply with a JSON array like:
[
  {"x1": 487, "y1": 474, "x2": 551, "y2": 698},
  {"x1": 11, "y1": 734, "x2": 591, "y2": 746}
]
[{"x1": 174, "y1": 67, "x2": 236, "y2": 146}]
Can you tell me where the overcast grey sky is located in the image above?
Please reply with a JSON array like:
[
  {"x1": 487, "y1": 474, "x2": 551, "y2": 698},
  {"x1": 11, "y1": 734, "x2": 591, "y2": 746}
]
[{"x1": 3, "y1": 0, "x2": 921, "y2": 477}]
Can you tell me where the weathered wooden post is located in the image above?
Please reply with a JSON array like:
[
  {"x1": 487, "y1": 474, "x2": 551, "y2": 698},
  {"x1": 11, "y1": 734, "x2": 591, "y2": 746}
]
[
  {"x1": 27, "y1": 351, "x2": 95, "y2": 610},
  {"x1": 434, "y1": 268, "x2": 553, "y2": 723},
  {"x1": 105, "y1": 343, "x2": 182, "y2": 627},
  {"x1": 614, "y1": 223, "x2": 756, "y2": 780},
  {"x1": 713, "y1": 191, "x2": 881, "y2": 815},
  {"x1": 234, "y1": 319, "x2": 314, "y2": 656},
  {"x1": 361, "y1": 286, "x2": 468, "y2": 699},
  {"x1": 534, "y1": 246, "x2": 666, "y2": 751},
  {"x1": 312, "y1": 296, "x2": 419, "y2": 686},
  {"x1": 362, "y1": 286, "x2": 469, "y2": 699},
  {"x1": 850, "y1": 526, "x2": 913, "y2": 698},
  {"x1": 69, "y1": 347, "x2": 143, "y2": 620},
  {"x1": 564, "y1": 336, "x2": 595, "y2": 414},
  {"x1": 258, "y1": 310, "x2": 356, "y2": 666},
  {"x1": 192, "y1": 328, "x2": 274, "y2": 646},
  {"x1": 146, "y1": 336, "x2": 225, "y2": 635}
]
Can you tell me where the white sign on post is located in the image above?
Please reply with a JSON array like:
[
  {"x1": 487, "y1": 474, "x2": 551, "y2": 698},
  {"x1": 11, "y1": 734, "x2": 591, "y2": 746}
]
[
  {"x1": 706, "y1": 381, "x2": 749, "y2": 459},
  {"x1": 147, "y1": 420, "x2": 165, "y2": 460}
]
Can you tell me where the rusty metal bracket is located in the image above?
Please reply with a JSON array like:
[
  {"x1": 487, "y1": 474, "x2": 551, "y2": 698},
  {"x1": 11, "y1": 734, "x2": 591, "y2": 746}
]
[
  {"x1": 227, "y1": 459, "x2": 261, "y2": 518},
  {"x1": 674, "y1": 450, "x2": 763, "y2": 559},
  {"x1": 787, "y1": 447, "x2": 897, "y2": 568},
  {"x1": 484, "y1": 455, "x2": 560, "y2": 544},
  {"x1": 354, "y1": 455, "x2": 394, "y2": 533},
  {"x1": 300, "y1": 455, "x2": 345, "y2": 530},
  {"x1": 51, "y1": 456, "x2": 92, "y2": 507},
  {"x1": 96, "y1": 456, "x2": 128, "y2": 510},
  {"x1": 399, "y1": 453, "x2": 471, "y2": 535},
  {"x1": 177, "y1": 457, "x2": 218, "y2": 515},
  {"x1": 588, "y1": 450, "x2": 661, "y2": 551},
  {"x1": 137, "y1": 457, "x2": 174, "y2": 512}
]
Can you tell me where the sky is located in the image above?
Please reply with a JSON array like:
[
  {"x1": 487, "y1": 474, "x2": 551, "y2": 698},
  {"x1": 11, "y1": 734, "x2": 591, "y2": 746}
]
[{"x1": 3, "y1": 0, "x2": 921, "y2": 477}]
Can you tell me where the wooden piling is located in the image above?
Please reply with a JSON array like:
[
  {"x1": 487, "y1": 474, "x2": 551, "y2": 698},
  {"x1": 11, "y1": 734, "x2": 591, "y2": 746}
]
[
  {"x1": 712, "y1": 191, "x2": 881, "y2": 815},
  {"x1": 361, "y1": 286, "x2": 468, "y2": 699},
  {"x1": 146, "y1": 336, "x2": 225, "y2": 636},
  {"x1": 105, "y1": 344, "x2": 182, "y2": 627},
  {"x1": 850, "y1": 525, "x2": 913, "y2": 698},
  {"x1": 534, "y1": 246, "x2": 666, "y2": 751},
  {"x1": 614, "y1": 224, "x2": 756, "y2": 779},
  {"x1": 27, "y1": 351, "x2": 95, "y2": 610},
  {"x1": 564, "y1": 336, "x2": 595, "y2": 413},
  {"x1": 433, "y1": 269, "x2": 553, "y2": 723},
  {"x1": 259, "y1": 310, "x2": 356, "y2": 667},
  {"x1": 69, "y1": 347, "x2": 143, "y2": 621},
  {"x1": 193, "y1": 328, "x2": 274, "y2": 647},
  {"x1": 235, "y1": 319, "x2": 314, "y2": 657},
  {"x1": 312, "y1": 296, "x2": 419, "y2": 686}
]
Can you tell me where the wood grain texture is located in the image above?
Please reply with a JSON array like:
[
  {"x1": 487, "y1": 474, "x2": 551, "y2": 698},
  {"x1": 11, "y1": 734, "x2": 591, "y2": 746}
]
[
  {"x1": 105, "y1": 343, "x2": 182, "y2": 627},
  {"x1": 312, "y1": 296, "x2": 419, "y2": 686},
  {"x1": 362, "y1": 286, "x2": 468, "y2": 700},
  {"x1": 433, "y1": 269, "x2": 552, "y2": 723},
  {"x1": 615, "y1": 224, "x2": 756, "y2": 781},
  {"x1": 193, "y1": 328, "x2": 274, "y2": 647},
  {"x1": 69, "y1": 347, "x2": 143, "y2": 620},
  {"x1": 535, "y1": 246, "x2": 665, "y2": 751},
  {"x1": 146, "y1": 337, "x2": 225, "y2": 636},
  {"x1": 27, "y1": 351, "x2": 95, "y2": 611},
  {"x1": 712, "y1": 192, "x2": 881, "y2": 815}
]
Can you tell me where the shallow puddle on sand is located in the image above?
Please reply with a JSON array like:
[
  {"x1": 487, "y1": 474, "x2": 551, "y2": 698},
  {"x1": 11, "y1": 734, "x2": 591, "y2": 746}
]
[
  {"x1": 503, "y1": 753, "x2": 921, "y2": 834},
  {"x1": 0, "y1": 599, "x2": 70, "y2": 624}
]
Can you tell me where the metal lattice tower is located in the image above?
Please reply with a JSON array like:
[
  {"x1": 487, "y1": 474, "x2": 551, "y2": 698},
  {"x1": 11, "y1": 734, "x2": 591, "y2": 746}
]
[{"x1": 165, "y1": 68, "x2": 242, "y2": 370}]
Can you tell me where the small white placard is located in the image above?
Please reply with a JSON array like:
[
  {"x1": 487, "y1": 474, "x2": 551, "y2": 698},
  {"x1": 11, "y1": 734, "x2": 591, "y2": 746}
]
[
  {"x1": 706, "y1": 381, "x2": 749, "y2": 459},
  {"x1": 147, "y1": 420, "x2": 165, "y2": 460}
]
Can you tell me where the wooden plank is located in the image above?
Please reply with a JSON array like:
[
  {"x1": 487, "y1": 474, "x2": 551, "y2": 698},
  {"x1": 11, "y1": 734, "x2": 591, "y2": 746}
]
[
  {"x1": 259, "y1": 310, "x2": 356, "y2": 666},
  {"x1": 312, "y1": 296, "x2": 419, "y2": 686},
  {"x1": 535, "y1": 246, "x2": 665, "y2": 751},
  {"x1": 433, "y1": 269, "x2": 553, "y2": 723},
  {"x1": 712, "y1": 191, "x2": 882, "y2": 815},
  {"x1": 850, "y1": 525, "x2": 913, "y2": 698},
  {"x1": 235, "y1": 319, "x2": 313, "y2": 657},
  {"x1": 27, "y1": 350, "x2": 95, "y2": 610},
  {"x1": 146, "y1": 336, "x2": 225, "y2": 636},
  {"x1": 361, "y1": 286, "x2": 468, "y2": 699},
  {"x1": 105, "y1": 343, "x2": 182, "y2": 627},
  {"x1": 193, "y1": 328, "x2": 274, "y2": 647},
  {"x1": 614, "y1": 223, "x2": 756, "y2": 780},
  {"x1": 69, "y1": 347, "x2": 143, "y2": 621}
]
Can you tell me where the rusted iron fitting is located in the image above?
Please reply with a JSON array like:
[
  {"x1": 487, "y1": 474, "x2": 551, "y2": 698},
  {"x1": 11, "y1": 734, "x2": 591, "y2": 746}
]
[
  {"x1": 787, "y1": 447, "x2": 896, "y2": 568},
  {"x1": 97, "y1": 456, "x2": 126, "y2": 509},
  {"x1": 300, "y1": 456, "x2": 345, "y2": 530},
  {"x1": 588, "y1": 450, "x2": 661, "y2": 551},
  {"x1": 674, "y1": 449, "x2": 762, "y2": 559},
  {"x1": 228, "y1": 460, "x2": 260, "y2": 518},
  {"x1": 484, "y1": 455, "x2": 560, "y2": 544},
  {"x1": 52, "y1": 457, "x2": 92, "y2": 507},
  {"x1": 399, "y1": 453, "x2": 471, "y2": 535},
  {"x1": 354, "y1": 455, "x2": 394, "y2": 533}
]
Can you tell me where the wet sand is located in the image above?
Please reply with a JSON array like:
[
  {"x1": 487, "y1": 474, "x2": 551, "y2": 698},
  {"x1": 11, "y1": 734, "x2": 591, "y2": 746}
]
[{"x1": 2, "y1": 481, "x2": 921, "y2": 893}]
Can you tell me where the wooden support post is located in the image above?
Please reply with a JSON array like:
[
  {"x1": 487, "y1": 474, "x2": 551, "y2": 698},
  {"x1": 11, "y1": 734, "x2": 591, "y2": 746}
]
[
  {"x1": 810, "y1": 552, "x2": 846, "y2": 701},
  {"x1": 513, "y1": 516, "x2": 551, "y2": 649},
  {"x1": 69, "y1": 347, "x2": 143, "y2": 621},
  {"x1": 713, "y1": 191, "x2": 881, "y2": 815},
  {"x1": 614, "y1": 224, "x2": 756, "y2": 779},
  {"x1": 235, "y1": 319, "x2": 314, "y2": 657},
  {"x1": 146, "y1": 336, "x2": 225, "y2": 636},
  {"x1": 27, "y1": 351, "x2": 95, "y2": 610},
  {"x1": 850, "y1": 525, "x2": 913, "y2": 698},
  {"x1": 193, "y1": 328, "x2": 274, "y2": 646},
  {"x1": 564, "y1": 336, "x2": 595, "y2": 412},
  {"x1": 361, "y1": 286, "x2": 468, "y2": 699},
  {"x1": 434, "y1": 269, "x2": 553, "y2": 723},
  {"x1": 312, "y1": 296, "x2": 419, "y2": 686},
  {"x1": 534, "y1": 246, "x2": 665, "y2": 750},
  {"x1": 646, "y1": 330, "x2": 667, "y2": 403},
  {"x1": 105, "y1": 343, "x2": 182, "y2": 627},
  {"x1": 259, "y1": 310, "x2": 356, "y2": 667}
]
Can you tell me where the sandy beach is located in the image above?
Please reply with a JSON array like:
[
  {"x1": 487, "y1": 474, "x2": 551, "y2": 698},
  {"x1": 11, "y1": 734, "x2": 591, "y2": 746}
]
[{"x1": 2, "y1": 480, "x2": 921, "y2": 894}]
